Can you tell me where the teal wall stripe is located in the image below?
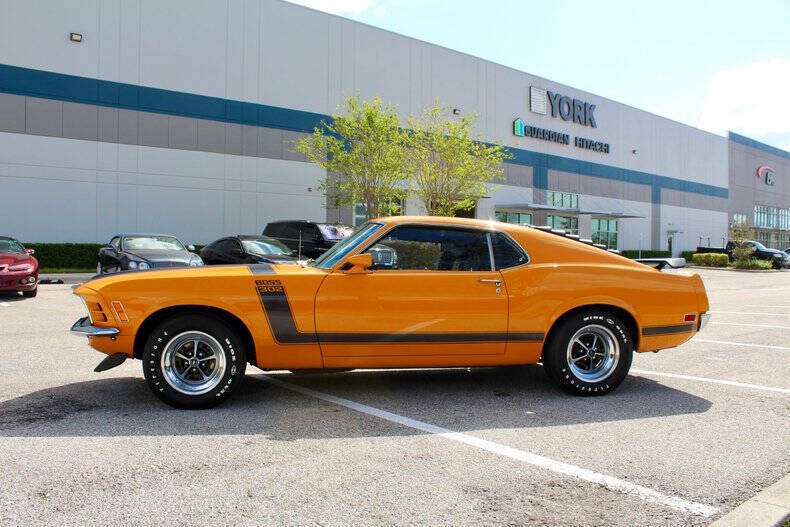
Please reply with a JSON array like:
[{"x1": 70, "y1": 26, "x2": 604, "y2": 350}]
[
  {"x1": 728, "y1": 131, "x2": 790, "y2": 161},
  {"x1": 0, "y1": 63, "x2": 729, "y2": 201}
]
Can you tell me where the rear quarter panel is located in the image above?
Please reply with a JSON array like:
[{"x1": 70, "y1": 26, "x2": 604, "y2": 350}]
[{"x1": 505, "y1": 228, "x2": 702, "y2": 354}]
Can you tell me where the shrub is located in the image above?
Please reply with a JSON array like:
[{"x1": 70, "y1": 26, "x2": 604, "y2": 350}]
[
  {"x1": 23, "y1": 243, "x2": 102, "y2": 270},
  {"x1": 691, "y1": 253, "x2": 729, "y2": 267},
  {"x1": 620, "y1": 250, "x2": 671, "y2": 259},
  {"x1": 733, "y1": 258, "x2": 774, "y2": 270}
]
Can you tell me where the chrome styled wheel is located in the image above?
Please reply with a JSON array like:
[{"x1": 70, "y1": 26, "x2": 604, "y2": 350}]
[
  {"x1": 160, "y1": 331, "x2": 227, "y2": 395},
  {"x1": 566, "y1": 324, "x2": 620, "y2": 383}
]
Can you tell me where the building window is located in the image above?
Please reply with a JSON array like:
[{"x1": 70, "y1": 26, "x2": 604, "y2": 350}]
[
  {"x1": 546, "y1": 190, "x2": 578, "y2": 209},
  {"x1": 546, "y1": 215, "x2": 579, "y2": 235},
  {"x1": 495, "y1": 211, "x2": 532, "y2": 225},
  {"x1": 592, "y1": 218, "x2": 618, "y2": 249},
  {"x1": 753, "y1": 205, "x2": 790, "y2": 230},
  {"x1": 732, "y1": 213, "x2": 747, "y2": 226},
  {"x1": 354, "y1": 199, "x2": 404, "y2": 226}
]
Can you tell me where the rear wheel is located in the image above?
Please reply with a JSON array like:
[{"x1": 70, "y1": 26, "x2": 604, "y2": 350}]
[
  {"x1": 142, "y1": 314, "x2": 246, "y2": 409},
  {"x1": 543, "y1": 310, "x2": 633, "y2": 395}
]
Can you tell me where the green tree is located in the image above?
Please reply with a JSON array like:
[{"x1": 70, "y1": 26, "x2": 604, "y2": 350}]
[
  {"x1": 295, "y1": 95, "x2": 408, "y2": 221},
  {"x1": 729, "y1": 220, "x2": 755, "y2": 268},
  {"x1": 406, "y1": 102, "x2": 512, "y2": 216}
]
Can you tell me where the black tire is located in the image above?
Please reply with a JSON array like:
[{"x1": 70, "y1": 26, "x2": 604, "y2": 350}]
[
  {"x1": 543, "y1": 310, "x2": 633, "y2": 395},
  {"x1": 22, "y1": 287, "x2": 37, "y2": 298},
  {"x1": 142, "y1": 314, "x2": 247, "y2": 409}
]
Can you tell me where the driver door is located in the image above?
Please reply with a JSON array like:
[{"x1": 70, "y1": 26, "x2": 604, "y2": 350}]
[{"x1": 314, "y1": 225, "x2": 507, "y2": 358}]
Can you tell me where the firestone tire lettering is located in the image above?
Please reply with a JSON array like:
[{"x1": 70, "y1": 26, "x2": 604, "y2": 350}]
[{"x1": 142, "y1": 314, "x2": 247, "y2": 409}]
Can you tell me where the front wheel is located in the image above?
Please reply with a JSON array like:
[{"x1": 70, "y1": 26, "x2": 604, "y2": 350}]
[
  {"x1": 142, "y1": 314, "x2": 247, "y2": 409},
  {"x1": 543, "y1": 310, "x2": 633, "y2": 395}
]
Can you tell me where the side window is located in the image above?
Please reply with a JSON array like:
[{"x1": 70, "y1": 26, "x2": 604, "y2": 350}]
[
  {"x1": 217, "y1": 239, "x2": 240, "y2": 254},
  {"x1": 491, "y1": 233, "x2": 529, "y2": 270},
  {"x1": 281, "y1": 224, "x2": 299, "y2": 241},
  {"x1": 365, "y1": 226, "x2": 490, "y2": 271},
  {"x1": 300, "y1": 225, "x2": 320, "y2": 243},
  {"x1": 263, "y1": 224, "x2": 280, "y2": 237},
  {"x1": 110, "y1": 237, "x2": 120, "y2": 250}
]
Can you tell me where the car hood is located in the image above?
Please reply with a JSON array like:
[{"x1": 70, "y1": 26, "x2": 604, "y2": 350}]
[
  {"x1": 0, "y1": 253, "x2": 35, "y2": 267},
  {"x1": 78, "y1": 261, "x2": 327, "y2": 291},
  {"x1": 125, "y1": 249, "x2": 196, "y2": 263}
]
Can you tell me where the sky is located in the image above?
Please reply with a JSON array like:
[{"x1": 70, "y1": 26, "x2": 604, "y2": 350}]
[{"x1": 286, "y1": 0, "x2": 790, "y2": 151}]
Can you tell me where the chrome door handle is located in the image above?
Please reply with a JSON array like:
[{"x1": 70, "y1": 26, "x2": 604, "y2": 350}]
[{"x1": 478, "y1": 279, "x2": 501, "y2": 284}]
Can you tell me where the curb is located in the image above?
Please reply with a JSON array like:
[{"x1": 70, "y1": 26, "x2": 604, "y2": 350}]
[
  {"x1": 710, "y1": 474, "x2": 790, "y2": 527},
  {"x1": 685, "y1": 265, "x2": 783, "y2": 273}
]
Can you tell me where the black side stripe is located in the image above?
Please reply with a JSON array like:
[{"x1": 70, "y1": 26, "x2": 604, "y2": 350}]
[
  {"x1": 255, "y1": 281, "x2": 544, "y2": 345},
  {"x1": 248, "y1": 263, "x2": 275, "y2": 275},
  {"x1": 642, "y1": 324, "x2": 696, "y2": 336}
]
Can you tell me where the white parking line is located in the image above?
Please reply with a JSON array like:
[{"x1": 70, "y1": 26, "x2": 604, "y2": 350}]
[
  {"x1": 262, "y1": 375, "x2": 719, "y2": 517},
  {"x1": 0, "y1": 302, "x2": 10, "y2": 307},
  {"x1": 709, "y1": 321, "x2": 790, "y2": 330},
  {"x1": 709, "y1": 311, "x2": 790, "y2": 316},
  {"x1": 693, "y1": 338, "x2": 790, "y2": 351},
  {"x1": 631, "y1": 369, "x2": 790, "y2": 395},
  {"x1": 740, "y1": 305, "x2": 790, "y2": 309}
]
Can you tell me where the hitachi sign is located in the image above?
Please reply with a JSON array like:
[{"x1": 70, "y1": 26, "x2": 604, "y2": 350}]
[{"x1": 530, "y1": 86, "x2": 597, "y2": 128}]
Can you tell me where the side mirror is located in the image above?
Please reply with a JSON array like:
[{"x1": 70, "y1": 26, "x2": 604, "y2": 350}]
[
  {"x1": 342, "y1": 253, "x2": 373, "y2": 274},
  {"x1": 26, "y1": 248, "x2": 35, "y2": 255},
  {"x1": 187, "y1": 244, "x2": 196, "y2": 252}
]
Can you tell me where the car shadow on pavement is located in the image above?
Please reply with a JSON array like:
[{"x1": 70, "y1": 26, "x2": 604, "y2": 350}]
[
  {"x1": 0, "y1": 292, "x2": 26, "y2": 302},
  {"x1": 0, "y1": 365, "x2": 712, "y2": 439}
]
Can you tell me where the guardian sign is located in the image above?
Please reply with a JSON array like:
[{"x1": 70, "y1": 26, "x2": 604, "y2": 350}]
[{"x1": 530, "y1": 86, "x2": 597, "y2": 128}]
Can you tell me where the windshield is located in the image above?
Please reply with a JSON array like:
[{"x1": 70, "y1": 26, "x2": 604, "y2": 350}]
[
  {"x1": 0, "y1": 238, "x2": 25, "y2": 254},
  {"x1": 123, "y1": 236, "x2": 185, "y2": 251},
  {"x1": 311, "y1": 222, "x2": 384, "y2": 269},
  {"x1": 242, "y1": 239, "x2": 292, "y2": 256},
  {"x1": 750, "y1": 241, "x2": 767, "y2": 251},
  {"x1": 317, "y1": 223, "x2": 353, "y2": 242}
]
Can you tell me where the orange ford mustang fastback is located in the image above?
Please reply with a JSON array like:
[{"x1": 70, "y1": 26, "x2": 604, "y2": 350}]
[{"x1": 71, "y1": 216, "x2": 710, "y2": 409}]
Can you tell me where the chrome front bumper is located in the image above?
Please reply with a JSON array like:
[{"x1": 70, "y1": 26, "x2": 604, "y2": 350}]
[
  {"x1": 698, "y1": 313, "x2": 711, "y2": 332},
  {"x1": 70, "y1": 316, "x2": 120, "y2": 337}
]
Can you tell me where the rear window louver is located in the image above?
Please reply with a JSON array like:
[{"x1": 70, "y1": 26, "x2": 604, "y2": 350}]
[{"x1": 528, "y1": 225, "x2": 620, "y2": 254}]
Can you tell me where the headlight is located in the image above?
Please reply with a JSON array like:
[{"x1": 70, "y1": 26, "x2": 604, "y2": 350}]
[
  {"x1": 189, "y1": 258, "x2": 203, "y2": 266},
  {"x1": 128, "y1": 261, "x2": 137, "y2": 269},
  {"x1": 138, "y1": 262, "x2": 150, "y2": 269},
  {"x1": 9, "y1": 264, "x2": 33, "y2": 272}
]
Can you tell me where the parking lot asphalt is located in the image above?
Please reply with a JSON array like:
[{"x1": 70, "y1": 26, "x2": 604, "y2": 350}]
[{"x1": 0, "y1": 268, "x2": 788, "y2": 526}]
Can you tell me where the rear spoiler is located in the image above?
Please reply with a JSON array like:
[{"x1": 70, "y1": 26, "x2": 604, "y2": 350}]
[{"x1": 636, "y1": 257, "x2": 686, "y2": 270}]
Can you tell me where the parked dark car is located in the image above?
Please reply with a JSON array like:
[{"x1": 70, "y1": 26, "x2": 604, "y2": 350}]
[
  {"x1": 97, "y1": 234, "x2": 203, "y2": 274},
  {"x1": 201, "y1": 235, "x2": 300, "y2": 265},
  {"x1": 696, "y1": 240, "x2": 790, "y2": 269},
  {"x1": 0, "y1": 237, "x2": 38, "y2": 297},
  {"x1": 262, "y1": 221, "x2": 352, "y2": 259}
]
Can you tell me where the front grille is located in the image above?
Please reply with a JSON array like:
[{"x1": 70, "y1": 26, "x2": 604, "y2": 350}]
[{"x1": 150, "y1": 261, "x2": 188, "y2": 268}]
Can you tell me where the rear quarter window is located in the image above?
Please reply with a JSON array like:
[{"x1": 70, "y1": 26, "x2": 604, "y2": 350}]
[{"x1": 492, "y1": 233, "x2": 529, "y2": 269}]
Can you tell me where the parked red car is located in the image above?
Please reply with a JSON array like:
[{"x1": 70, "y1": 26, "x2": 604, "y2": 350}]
[{"x1": 0, "y1": 237, "x2": 38, "y2": 297}]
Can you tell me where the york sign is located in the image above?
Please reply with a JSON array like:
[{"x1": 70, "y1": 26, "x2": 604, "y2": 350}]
[{"x1": 530, "y1": 86, "x2": 597, "y2": 128}]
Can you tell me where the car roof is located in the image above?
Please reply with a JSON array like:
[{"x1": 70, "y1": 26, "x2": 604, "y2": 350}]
[
  {"x1": 266, "y1": 220, "x2": 350, "y2": 226},
  {"x1": 115, "y1": 233, "x2": 181, "y2": 238},
  {"x1": 236, "y1": 235, "x2": 276, "y2": 241}
]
